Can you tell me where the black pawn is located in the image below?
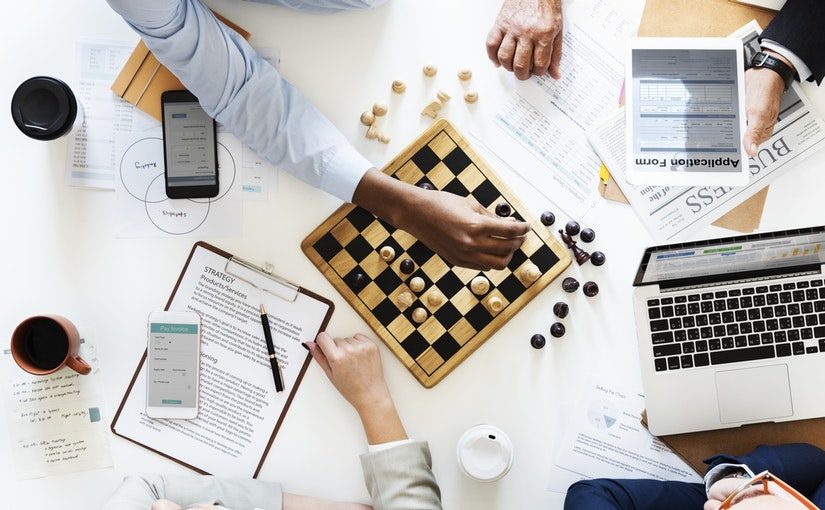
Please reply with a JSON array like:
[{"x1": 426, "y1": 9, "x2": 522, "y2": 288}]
[
  {"x1": 583, "y1": 281, "x2": 599, "y2": 297},
  {"x1": 400, "y1": 258, "x2": 415, "y2": 274},
  {"x1": 531, "y1": 334, "x2": 546, "y2": 349},
  {"x1": 590, "y1": 251, "x2": 606, "y2": 266},
  {"x1": 562, "y1": 277, "x2": 579, "y2": 293},
  {"x1": 580, "y1": 228, "x2": 595, "y2": 243},
  {"x1": 550, "y1": 322, "x2": 566, "y2": 338},
  {"x1": 565, "y1": 221, "x2": 581, "y2": 236},
  {"x1": 553, "y1": 301, "x2": 569, "y2": 319},
  {"x1": 418, "y1": 182, "x2": 435, "y2": 190},
  {"x1": 349, "y1": 272, "x2": 368, "y2": 291},
  {"x1": 541, "y1": 211, "x2": 556, "y2": 226},
  {"x1": 495, "y1": 202, "x2": 512, "y2": 217}
]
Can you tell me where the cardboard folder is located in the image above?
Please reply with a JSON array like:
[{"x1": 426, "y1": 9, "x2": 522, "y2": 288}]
[{"x1": 111, "y1": 13, "x2": 250, "y2": 121}]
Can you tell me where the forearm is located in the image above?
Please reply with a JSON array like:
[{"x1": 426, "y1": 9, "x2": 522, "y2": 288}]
[
  {"x1": 357, "y1": 397, "x2": 408, "y2": 446},
  {"x1": 352, "y1": 169, "x2": 427, "y2": 230}
]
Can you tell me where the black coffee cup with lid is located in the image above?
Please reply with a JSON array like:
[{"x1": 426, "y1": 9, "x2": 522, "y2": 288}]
[{"x1": 11, "y1": 76, "x2": 81, "y2": 140}]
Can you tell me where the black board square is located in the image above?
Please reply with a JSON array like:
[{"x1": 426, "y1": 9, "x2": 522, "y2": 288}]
[
  {"x1": 408, "y1": 269, "x2": 432, "y2": 289},
  {"x1": 442, "y1": 179, "x2": 469, "y2": 197},
  {"x1": 407, "y1": 241, "x2": 435, "y2": 266},
  {"x1": 434, "y1": 301, "x2": 462, "y2": 327},
  {"x1": 531, "y1": 244, "x2": 560, "y2": 272},
  {"x1": 497, "y1": 274, "x2": 525, "y2": 302},
  {"x1": 465, "y1": 303, "x2": 494, "y2": 331},
  {"x1": 374, "y1": 268, "x2": 403, "y2": 293},
  {"x1": 347, "y1": 206, "x2": 375, "y2": 231},
  {"x1": 402, "y1": 331, "x2": 430, "y2": 360},
  {"x1": 313, "y1": 233, "x2": 342, "y2": 262},
  {"x1": 373, "y1": 298, "x2": 400, "y2": 324},
  {"x1": 344, "y1": 235, "x2": 373, "y2": 262},
  {"x1": 378, "y1": 217, "x2": 397, "y2": 234},
  {"x1": 471, "y1": 180, "x2": 499, "y2": 207},
  {"x1": 432, "y1": 333, "x2": 461, "y2": 361},
  {"x1": 344, "y1": 266, "x2": 372, "y2": 292},
  {"x1": 436, "y1": 272, "x2": 465, "y2": 298},
  {"x1": 375, "y1": 236, "x2": 403, "y2": 258},
  {"x1": 403, "y1": 299, "x2": 426, "y2": 323},
  {"x1": 442, "y1": 147, "x2": 472, "y2": 175},
  {"x1": 411, "y1": 145, "x2": 440, "y2": 172},
  {"x1": 507, "y1": 249, "x2": 529, "y2": 271}
]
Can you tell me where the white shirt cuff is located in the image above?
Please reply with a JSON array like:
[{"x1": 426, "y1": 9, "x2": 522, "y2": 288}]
[
  {"x1": 320, "y1": 144, "x2": 373, "y2": 203},
  {"x1": 761, "y1": 40, "x2": 814, "y2": 81},
  {"x1": 704, "y1": 463, "x2": 755, "y2": 497},
  {"x1": 367, "y1": 438, "x2": 414, "y2": 453}
]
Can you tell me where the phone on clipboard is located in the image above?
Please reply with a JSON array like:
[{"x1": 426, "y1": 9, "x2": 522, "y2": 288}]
[
  {"x1": 161, "y1": 90, "x2": 219, "y2": 199},
  {"x1": 146, "y1": 311, "x2": 201, "y2": 419}
]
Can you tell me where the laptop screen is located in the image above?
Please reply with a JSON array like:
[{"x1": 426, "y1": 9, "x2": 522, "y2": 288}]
[{"x1": 634, "y1": 227, "x2": 825, "y2": 286}]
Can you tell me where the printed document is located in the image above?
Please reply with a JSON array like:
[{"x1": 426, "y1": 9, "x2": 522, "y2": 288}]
[{"x1": 112, "y1": 245, "x2": 329, "y2": 477}]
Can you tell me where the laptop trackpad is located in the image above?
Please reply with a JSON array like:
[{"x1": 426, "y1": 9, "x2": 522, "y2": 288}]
[{"x1": 716, "y1": 365, "x2": 793, "y2": 424}]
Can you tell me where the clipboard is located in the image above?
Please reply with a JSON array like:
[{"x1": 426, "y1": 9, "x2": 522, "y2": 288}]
[{"x1": 110, "y1": 241, "x2": 334, "y2": 477}]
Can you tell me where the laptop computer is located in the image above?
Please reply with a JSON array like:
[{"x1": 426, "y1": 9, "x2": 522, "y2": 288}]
[{"x1": 633, "y1": 226, "x2": 825, "y2": 436}]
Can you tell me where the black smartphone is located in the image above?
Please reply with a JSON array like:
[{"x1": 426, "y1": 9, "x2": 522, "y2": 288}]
[{"x1": 161, "y1": 90, "x2": 219, "y2": 199}]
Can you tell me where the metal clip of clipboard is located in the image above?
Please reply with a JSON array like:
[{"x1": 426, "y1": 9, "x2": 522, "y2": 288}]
[{"x1": 224, "y1": 256, "x2": 300, "y2": 303}]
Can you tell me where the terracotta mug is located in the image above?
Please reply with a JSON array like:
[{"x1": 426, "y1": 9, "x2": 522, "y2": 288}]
[{"x1": 10, "y1": 315, "x2": 91, "y2": 375}]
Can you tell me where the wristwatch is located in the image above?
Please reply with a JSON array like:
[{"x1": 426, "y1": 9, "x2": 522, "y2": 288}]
[{"x1": 750, "y1": 51, "x2": 796, "y2": 92}]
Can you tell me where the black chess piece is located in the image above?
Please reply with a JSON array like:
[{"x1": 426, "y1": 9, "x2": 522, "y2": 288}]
[
  {"x1": 495, "y1": 202, "x2": 512, "y2": 217},
  {"x1": 349, "y1": 272, "x2": 368, "y2": 291},
  {"x1": 418, "y1": 182, "x2": 435, "y2": 190},
  {"x1": 590, "y1": 251, "x2": 606, "y2": 266},
  {"x1": 583, "y1": 281, "x2": 599, "y2": 297},
  {"x1": 530, "y1": 334, "x2": 546, "y2": 349},
  {"x1": 553, "y1": 302, "x2": 569, "y2": 319},
  {"x1": 580, "y1": 228, "x2": 595, "y2": 243},
  {"x1": 562, "y1": 277, "x2": 579, "y2": 293},
  {"x1": 400, "y1": 259, "x2": 415, "y2": 274},
  {"x1": 565, "y1": 221, "x2": 581, "y2": 236},
  {"x1": 540, "y1": 211, "x2": 556, "y2": 226},
  {"x1": 559, "y1": 230, "x2": 591, "y2": 265},
  {"x1": 550, "y1": 322, "x2": 566, "y2": 338}
]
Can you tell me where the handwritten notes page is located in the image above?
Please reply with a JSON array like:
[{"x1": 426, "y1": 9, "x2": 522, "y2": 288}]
[
  {"x1": 1, "y1": 336, "x2": 113, "y2": 479},
  {"x1": 112, "y1": 245, "x2": 329, "y2": 477}
]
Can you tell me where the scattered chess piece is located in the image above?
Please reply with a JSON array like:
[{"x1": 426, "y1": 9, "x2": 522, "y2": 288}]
[
  {"x1": 562, "y1": 277, "x2": 579, "y2": 293},
  {"x1": 550, "y1": 322, "x2": 566, "y2": 338},
  {"x1": 418, "y1": 182, "x2": 435, "y2": 190},
  {"x1": 580, "y1": 228, "x2": 595, "y2": 243},
  {"x1": 423, "y1": 64, "x2": 438, "y2": 77},
  {"x1": 412, "y1": 307, "x2": 428, "y2": 323},
  {"x1": 553, "y1": 302, "x2": 569, "y2": 319},
  {"x1": 540, "y1": 211, "x2": 555, "y2": 226},
  {"x1": 409, "y1": 276, "x2": 426, "y2": 293},
  {"x1": 427, "y1": 290, "x2": 443, "y2": 307},
  {"x1": 372, "y1": 102, "x2": 388, "y2": 116},
  {"x1": 565, "y1": 221, "x2": 581, "y2": 236},
  {"x1": 380, "y1": 245, "x2": 396, "y2": 262},
  {"x1": 350, "y1": 272, "x2": 368, "y2": 291},
  {"x1": 521, "y1": 263, "x2": 541, "y2": 284},
  {"x1": 531, "y1": 334, "x2": 546, "y2": 349},
  {"x1": 377, "y1": 133, "x2": 391, "y2": 144},
  {"x1": 400, "y1": 258, "x2": 416, "y2": 274},
  {"x1": 559, "y1": 229, "x2": 591, "y2": 265},
  {"x1": 398, "y1": 291, "x2": 415, "y2": 308},
  {"x1": 366, "y1": 124, "x2": 380, "y2": 140},
  {"x1": 583, "y1": 281, "x2": 599, "y2": 297},
  {"x1": 464, "y1": 90, "x2": 478, "y2": 103},
  {"x1": 360, "y1": 111, "x2": 375, "y2": 126},
  {"x1": 437, "y1": 90, "x2": 451, "y2": 103},
  {"x1": 488, "y1": 296, "x2": 504, "y2": 313},
  {"x1": 494, "y1": 202, "x2": 511, "y2": 217},
  {"x1": 457, "y1": 68, "x2": 473, "y2": 81},
  {"x1": 391, "y1": 80, "x2": 406, "y2": 93},
  {"x1": 590, "y1": 251, "x2": 606, "y2": 266},
  {"x1": 471, "y1": 276, "x2": 490, "y2": 295},
  {"x1": 421, "y1": 100, "x2": 442, "y2": 119}
]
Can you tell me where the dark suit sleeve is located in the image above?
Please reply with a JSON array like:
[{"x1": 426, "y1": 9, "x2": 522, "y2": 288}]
[{"x1": 760, "y1": 0, "x2": 825, "y2": 85}]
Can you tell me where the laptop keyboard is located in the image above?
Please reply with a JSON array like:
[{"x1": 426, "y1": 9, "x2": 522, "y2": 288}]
[{"x1": 648, "y1": 278, "x2": 825, "y2": 372}]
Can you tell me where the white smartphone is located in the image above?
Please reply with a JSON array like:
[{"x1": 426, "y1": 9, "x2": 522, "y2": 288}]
[{"x1": 146, "y1": 311, "x2": 201, "y2": 419}]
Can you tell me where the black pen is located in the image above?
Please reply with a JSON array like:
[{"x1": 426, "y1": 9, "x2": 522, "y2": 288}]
[{"x1": 260, "y1": 304, "x2": 284, "y2": 392}]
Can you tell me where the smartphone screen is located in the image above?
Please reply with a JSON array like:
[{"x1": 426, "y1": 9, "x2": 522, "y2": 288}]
[
  {"x1": 162, "y1": 91, "x2": 218, "y2": 199},
  {"x1": 147, "y1": 317, "x2": 200, "y2": 418}
]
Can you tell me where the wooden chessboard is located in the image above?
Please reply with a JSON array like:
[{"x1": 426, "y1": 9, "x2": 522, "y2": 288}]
[{"x1": 302, "y1": 120, "x2": 571, "y2": 387}]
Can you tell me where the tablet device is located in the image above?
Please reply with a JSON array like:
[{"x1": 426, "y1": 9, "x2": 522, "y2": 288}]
[{"x1": 625, "y1": 37, "x2": 747, "y2": 187}]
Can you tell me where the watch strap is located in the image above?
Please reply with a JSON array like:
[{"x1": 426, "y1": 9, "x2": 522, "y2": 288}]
[{"x1": 751, "y1": 51, "x2": 795, "y2": 92}]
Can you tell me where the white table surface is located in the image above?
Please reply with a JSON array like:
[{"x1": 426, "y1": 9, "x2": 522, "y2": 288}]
[{"x1": 3, "y1": 0, "x2": 825, "y2": 508}]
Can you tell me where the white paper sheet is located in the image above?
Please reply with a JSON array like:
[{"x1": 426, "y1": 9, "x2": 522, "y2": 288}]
[
  {"x1": 547, "y1": 378, "x2": 700, "y2": 493},
  {"x1": 1, "y1": 334, "x2": 113, "y2": 479},
  {"x1": 112, "y1": 246, "x2": 329, "y2": 477},
  {"x1": 115, "y1": 129, "x2": 243, "y2": 238}
]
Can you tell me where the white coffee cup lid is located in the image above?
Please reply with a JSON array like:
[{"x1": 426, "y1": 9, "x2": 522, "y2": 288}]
[{"x1": 456, "y1": 424, "x2": 514, "y2": 482}]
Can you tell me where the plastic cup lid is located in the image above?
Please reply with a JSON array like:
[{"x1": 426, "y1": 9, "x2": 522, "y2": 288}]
[
  {"x1": 457, "y1": 424, "x2": 514, "y2": 482},
  {"x1": 11, "y1": 76, "x2": 76, "y2": 141}
]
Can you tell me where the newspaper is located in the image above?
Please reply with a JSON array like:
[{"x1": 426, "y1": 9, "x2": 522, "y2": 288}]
[{"x1": 587, "y1": 21, "x2": 825, "y2": 242}]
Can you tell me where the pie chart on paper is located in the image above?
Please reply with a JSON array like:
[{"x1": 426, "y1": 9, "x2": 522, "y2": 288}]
[{"x1": 587, "y1": 400, "x2": 619, "y2": 430}]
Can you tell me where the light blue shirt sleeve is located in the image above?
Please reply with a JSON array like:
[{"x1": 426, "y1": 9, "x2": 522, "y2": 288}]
[{"x1": 106, "y1": 0, "x2": 377, "y2": 202}]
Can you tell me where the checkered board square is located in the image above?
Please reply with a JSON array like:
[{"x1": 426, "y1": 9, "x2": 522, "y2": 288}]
[{"x1": 302, "y1": 119, "x2": 571, "y2": 387}]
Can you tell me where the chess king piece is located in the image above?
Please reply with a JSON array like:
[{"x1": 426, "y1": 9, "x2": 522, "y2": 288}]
[{"x1": 558, "y1": 229, "x2": 591, "y2": 266}]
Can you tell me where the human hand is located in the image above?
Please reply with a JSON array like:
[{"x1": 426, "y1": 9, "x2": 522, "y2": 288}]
[
  {"x1": 151, "y1": 500, "x2": 182, "y2": 510},
  {"x1": 704, "y1": 477, "x2": 807, "y2": 510},
  {"x1": 486, "y1": 0, "x2": 563, "y2": 80},
  {"x1": 743, "y1": 52, "x2": 793, "y2": 157}
]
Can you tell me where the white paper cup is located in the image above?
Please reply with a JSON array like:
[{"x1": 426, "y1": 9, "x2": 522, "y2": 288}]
[{"x1": 456, "y1": 424, "x2": 514, "y2": 482}]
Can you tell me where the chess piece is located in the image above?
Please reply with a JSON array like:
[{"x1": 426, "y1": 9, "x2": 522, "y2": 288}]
[
  {"x1": 409, "y1": 276, "x2": 426, "y2": 293},
  {"x1": 590, "y1": 251, "x2": 606, "y2": 266},
  {"x1": 421, "y1": 100, "x2": 442, "y2": 119},
  {"x1": 553, "y1": 302, "x2": 569, "y2": 319},
  {"x1": 565, "y1": 221, "x2": 581, "y2": 236},
  {"x1": 494, "y1": 202, "x2": 511, "y2": 217},
  {"x1": 380, "y1": 245, "x2": 396, "y2": 262},
  {"x1": 378, "y1": 133, "x2": 391, "y2": 144},
  {"x1": 372, "y1": 102, "x2": 388, "y2": 116},
  {"x1": 391, "y1": 80, "x2": 406, "y2": 93},
  {"x1": 583, "y1": 281, "x2": 599, "y2": 297},
  {"x1": 488, "y1": 296, "x2": 504, "y2": 313},
  {"x1": 464, "y1": 90, "x2": 478, "y2": 103},
  {"x1": 580, "y1": 228, "x2": 595, "y2": 243},
  {"x1": 423, "y1": 64, "x2": 438, "y2": 77},
  {"x1": 366, "y1": 124, "x2": 380, "y2": 140},
  {"x1": 418, "y1": 182, "x2": 435, "y2": 190},
  {"x1": 530, "y1": 334, "x2": 546, "y2": 349},
  {"x1": 360, "y1": 111, "x2": 375, "y2": 126},
  {"x1": 350, "y1": 272, "x2": 368, "y2": 291},
  {"x1": 400, "y1": 258, "x2": 416, "y2": 274},
  {"x1": 437, "y1": 90, "x2": 451, "y2": 103},
  {"x1": 540, "y1": 211, "x2": 555, "y2": 226},
  {"x1": 412, "y1": 307, "x2": 428, "y2": 323},
  {"x1": 471, "y1": 276, "x2": 490, "y2": 295},
  {"x1": 457, "y1": 68, "x2": 472, "y2": 81},
  {"x1": 559, "y1": 229, "x2": 591, "y2": 265},
  {"x1": 398, "y1": 291, "x2": 415, "y2": 308},
  {"x1": 550, "y1": 322, "x2": 566, "y2": 338},
  {"x1": 562, "y1": 277, "x2": 579, "y2": 293},
  {"x1": 427, "y1": 290, "x2": 443, "y2": 307},
  {"x1": 521, "y1": 263, "x2": 541, "y2": 284}
]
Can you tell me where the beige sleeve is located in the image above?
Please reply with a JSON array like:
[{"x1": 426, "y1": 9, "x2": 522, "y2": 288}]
[{"x1": 360, "y1": 441, "x2": 443, "y2": 510}]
